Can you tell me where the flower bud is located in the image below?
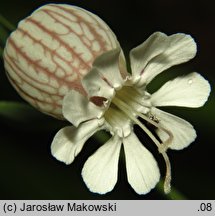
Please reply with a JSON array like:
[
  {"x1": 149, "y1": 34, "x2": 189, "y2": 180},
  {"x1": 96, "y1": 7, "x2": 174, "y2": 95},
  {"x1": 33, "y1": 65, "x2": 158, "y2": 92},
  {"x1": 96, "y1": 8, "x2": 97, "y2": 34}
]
[{"x1": 3, "y1": 4, "x2": 120, "y2": 119}]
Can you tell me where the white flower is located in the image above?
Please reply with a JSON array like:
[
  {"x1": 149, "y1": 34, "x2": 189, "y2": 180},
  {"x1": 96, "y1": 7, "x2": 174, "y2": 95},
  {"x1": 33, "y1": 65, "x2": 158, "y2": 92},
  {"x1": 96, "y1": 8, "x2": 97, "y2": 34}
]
[{"x1": 51, "y1": 32, "x2": 211, "y2": 195}]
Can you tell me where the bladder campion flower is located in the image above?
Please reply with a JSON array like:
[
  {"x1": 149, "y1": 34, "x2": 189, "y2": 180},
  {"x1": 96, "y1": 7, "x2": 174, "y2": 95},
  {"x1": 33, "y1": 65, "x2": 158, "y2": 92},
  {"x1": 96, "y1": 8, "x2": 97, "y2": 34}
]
[
  {"x1": 3, "y1": 4, "x2": 121, "y2": 118},
  {"x1": 3, "y1": 4, "x2": 211, "y2": 195},
  {"x1": 51, "y1": 32, "x2": 210, "y2": 194}
]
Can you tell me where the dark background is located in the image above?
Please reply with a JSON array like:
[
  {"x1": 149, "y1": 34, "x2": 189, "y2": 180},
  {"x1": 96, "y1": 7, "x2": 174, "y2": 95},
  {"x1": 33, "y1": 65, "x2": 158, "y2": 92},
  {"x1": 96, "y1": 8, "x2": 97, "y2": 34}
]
[{"x1": 0, "y1": 0, "x2": 214, "y2": 199}]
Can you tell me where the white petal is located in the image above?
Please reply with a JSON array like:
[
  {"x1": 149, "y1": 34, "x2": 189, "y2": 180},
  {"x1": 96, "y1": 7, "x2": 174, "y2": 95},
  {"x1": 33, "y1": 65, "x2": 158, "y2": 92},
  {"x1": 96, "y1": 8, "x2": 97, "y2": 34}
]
[
  {"x1": 123, "y1": 133, "x2": 160, "y2": 194},
  {"x1": 130, "y1": 32, "x2": 168, "y2": 84},
  {"x1": 130, "y1": 32, "x2": 197, "y2": 86},
  {"x1": 81, "y1": 48, "x2": 125, "y2": 101},
  {"x1": 82, "y1": 135, "x2": 122, "y2": 194},
  {"x1": 51, "y1": 119, "x2": 103, "y2": 165},
  {"x1": 151, "y1": 72, "x2": 211, "y2": 108},
  {"x1": 82, "y1": 67, "x2": 115, "y2": 100},
  {"x1": 63, "y1": 90, "x2": 104, "y2": 127},
  {"x1": 92, "y1": 48, "x2": 125, "y2": 89},
  {"x1": 152, "y1": 108, "x2": 197, "y2": 150}
]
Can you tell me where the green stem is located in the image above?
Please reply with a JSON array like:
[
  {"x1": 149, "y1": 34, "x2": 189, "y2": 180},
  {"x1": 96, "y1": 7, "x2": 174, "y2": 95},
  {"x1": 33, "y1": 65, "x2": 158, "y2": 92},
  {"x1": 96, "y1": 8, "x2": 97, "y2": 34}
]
[
  {"x1": 0, "y1": 13, "x2": 15, "y2": 31},
  {"x1": 156, "y1": 179, "x2": 187, "y2": 199},
  {"x1": 0, "y1": 46, "x2": 3, "y2": 57}
]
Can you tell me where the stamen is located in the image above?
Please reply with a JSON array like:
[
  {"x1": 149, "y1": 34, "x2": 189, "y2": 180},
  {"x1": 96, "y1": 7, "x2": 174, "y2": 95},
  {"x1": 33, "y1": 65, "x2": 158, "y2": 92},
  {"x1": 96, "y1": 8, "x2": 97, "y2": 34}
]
[
  {"x1": 112, "y1": 96, "x2": 172, "y2": 193},
  {"x1": 138, "y1": 112, "x2": 173, "y2": 151},
  {"x1": 113, "y1": 96, "x2": 173, "y2": 151},
  {"x1": 117, "y1": 86, "x2": 150, "y2": 107},
  {"x1": 162, "y1": 152, "x2": 171, "y2": 194}
]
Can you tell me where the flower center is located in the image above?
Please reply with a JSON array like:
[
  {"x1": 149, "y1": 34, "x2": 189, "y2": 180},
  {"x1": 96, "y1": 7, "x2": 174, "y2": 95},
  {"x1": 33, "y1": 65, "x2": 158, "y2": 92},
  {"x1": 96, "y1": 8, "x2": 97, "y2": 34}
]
[{"x1": 104, "y1": 85, "x2": 172, "y2": 193}]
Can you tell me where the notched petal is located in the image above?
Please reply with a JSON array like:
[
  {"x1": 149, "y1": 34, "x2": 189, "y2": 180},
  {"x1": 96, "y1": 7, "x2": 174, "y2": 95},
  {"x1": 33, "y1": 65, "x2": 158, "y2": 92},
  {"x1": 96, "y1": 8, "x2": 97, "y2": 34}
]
[
  {"x1": 143, "y1": 33, "x2": 197, "y2": 84},
  {"x1": 130, "y1": 32, "x2": 197, "y2": 87},
  {"x1": 81, "y1": 48, "x2": 126, "y2": 100},
  {"x1": 130, "y1": 32, "x2": 168, "y2": 85},
  {"x1": 151, "y1": 72, "x2": 211, "y2": 108},
  {"x1": 153, "y1": 108, "x2": 197, "y2": 150},
  {"x1": 92, "y1": 47, "x2": 125, "y2": 89},
  {"x1": 82, "y1": 67, "x2": 115, "y2": 100},
  {"x1": 82, "y1": 135, "x2": 122, "y2": 194},
  {"x1": 123, "y1": 133, "x2": 160, "y2": 194},
  {"x1": 63, "y1": 90, "x2": 104, "y2": 127},
  {"x1": 51, "y1": 119, "x2": 103, "y2": 164}
]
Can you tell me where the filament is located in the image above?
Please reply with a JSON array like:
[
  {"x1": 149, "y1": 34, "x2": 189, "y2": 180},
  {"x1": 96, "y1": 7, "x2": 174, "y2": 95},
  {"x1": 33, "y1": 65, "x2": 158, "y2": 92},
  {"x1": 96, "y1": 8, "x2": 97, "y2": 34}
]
[{"x1": 112, "y1": 96, "x2": 172, "y2": 193}]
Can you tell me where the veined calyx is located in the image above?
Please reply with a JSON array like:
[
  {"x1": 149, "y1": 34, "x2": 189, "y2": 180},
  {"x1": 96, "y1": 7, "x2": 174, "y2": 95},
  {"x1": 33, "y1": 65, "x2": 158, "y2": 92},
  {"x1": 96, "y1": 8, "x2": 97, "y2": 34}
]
[{"x1": 3, "y1": 4, "x2": 121, "y2": 118}]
